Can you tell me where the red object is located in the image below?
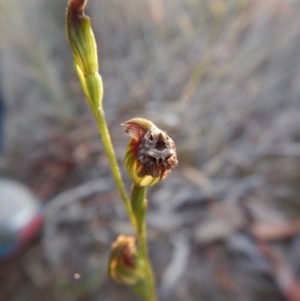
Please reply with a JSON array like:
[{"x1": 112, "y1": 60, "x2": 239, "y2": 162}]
[{"x1": 19, "y1": 213, "x2": 44, "y2": 244}]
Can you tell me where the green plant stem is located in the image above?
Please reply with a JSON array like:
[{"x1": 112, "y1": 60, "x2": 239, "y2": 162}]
[
  {"x1": 95, "y1": 107, "x2": 136, "y2": 229},
  {"x1": 131, "y1": 185, "x2": 157, "y2": 301}
]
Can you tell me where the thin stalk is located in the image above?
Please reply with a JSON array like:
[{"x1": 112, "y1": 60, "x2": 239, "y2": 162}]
[
  {"x1": 131, "y1": 185, "x2": 157, "y2": 301},
  {"x1": 96, "y1": 107, "x2": 136, "y2": 230},
  {"x1": 137, "y1": 226, "x2": 157, "y2": 301}
]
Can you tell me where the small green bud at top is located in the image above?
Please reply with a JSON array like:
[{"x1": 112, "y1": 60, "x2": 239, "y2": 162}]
[
  {"x1": 122, "y1": 118, "x2": 178, "y2": 187},
  {"x1": 66, "y1": 0, "x2": 98, "y2": 75},
  {"x1": 109, "y1": 235, "x2": 144, "y2": 286}
]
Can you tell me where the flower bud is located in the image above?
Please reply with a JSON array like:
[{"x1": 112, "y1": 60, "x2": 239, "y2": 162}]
[
  {"x1": 66, "y1": 0, "x2": 98, "y2": 75},
  {"x1": 109, "y1": 235, "x2": 144, "y2": 286},
  {"x1": 122, "y1": 118, "x2": 178, "y2": 187}
]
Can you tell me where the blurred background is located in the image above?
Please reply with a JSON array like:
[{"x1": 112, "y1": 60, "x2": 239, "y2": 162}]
[{"x1": 1, "y1": 0, "x2": 300, "y2": 300}]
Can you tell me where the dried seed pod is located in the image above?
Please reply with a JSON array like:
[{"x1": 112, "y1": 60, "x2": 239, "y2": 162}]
[{"x1": 123, "y1": 118, "x2": 178, "y2": 187}]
